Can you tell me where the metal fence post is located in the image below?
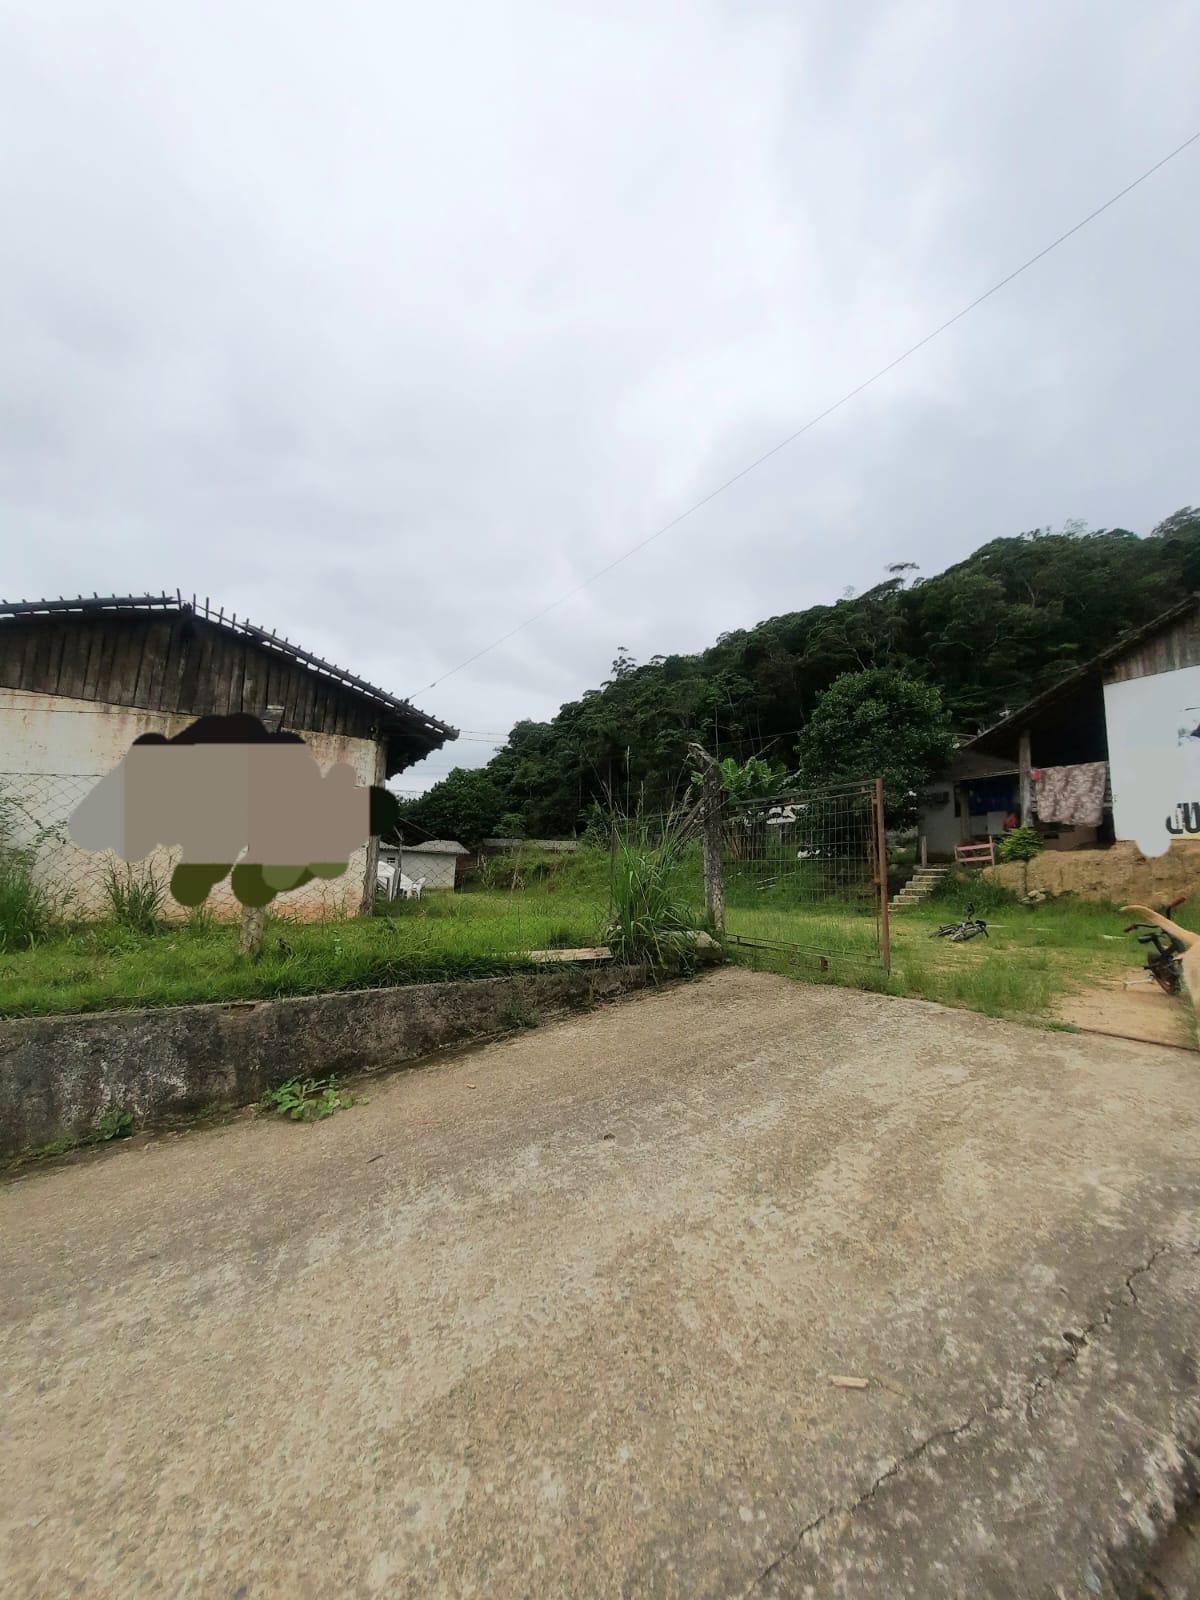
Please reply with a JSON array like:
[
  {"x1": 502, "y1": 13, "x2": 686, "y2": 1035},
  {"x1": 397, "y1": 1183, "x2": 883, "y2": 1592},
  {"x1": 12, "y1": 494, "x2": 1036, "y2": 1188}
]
[
  {"x1": 874, "y1": 776, "x2": 891, "y2": 974},
  {"x1": 688, "y1": 744, "x2": 725, "y2": 934}
]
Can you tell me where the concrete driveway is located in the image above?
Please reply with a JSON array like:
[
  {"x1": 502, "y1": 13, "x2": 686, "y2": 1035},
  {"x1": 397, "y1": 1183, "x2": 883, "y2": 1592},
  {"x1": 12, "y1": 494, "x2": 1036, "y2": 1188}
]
[{"x1": 3, "y1": 968, "x2": 1199, "y2": 1597}]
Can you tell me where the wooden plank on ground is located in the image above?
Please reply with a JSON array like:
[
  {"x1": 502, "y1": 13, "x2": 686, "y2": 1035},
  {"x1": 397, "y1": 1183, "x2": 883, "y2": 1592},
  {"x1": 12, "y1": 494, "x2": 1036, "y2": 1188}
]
[{"x1": 524, "y1": 947, "x2": 613, "y2": 964}]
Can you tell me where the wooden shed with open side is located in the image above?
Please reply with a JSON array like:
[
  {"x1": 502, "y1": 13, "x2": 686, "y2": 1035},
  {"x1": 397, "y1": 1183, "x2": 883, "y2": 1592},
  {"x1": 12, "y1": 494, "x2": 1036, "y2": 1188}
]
[{"x1": 919, "y1": 594, "x2": 1200, "y2": 873}]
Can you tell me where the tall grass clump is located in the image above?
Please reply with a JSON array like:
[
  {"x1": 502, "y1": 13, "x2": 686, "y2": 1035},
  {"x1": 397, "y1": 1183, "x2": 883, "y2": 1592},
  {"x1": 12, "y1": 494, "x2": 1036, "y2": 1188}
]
[
  {"x1": 104, "y1": 861, "x2": 167, "y2": 934},
  {"x1": 0, "y1": 788, "x2": 60, "y2": 949},
  {"x1": 607, "y1": 816, "x2": 702, "y2": 969},
  {"x1": 0, "y1": 853, "x2": 57, "y2": 950}
]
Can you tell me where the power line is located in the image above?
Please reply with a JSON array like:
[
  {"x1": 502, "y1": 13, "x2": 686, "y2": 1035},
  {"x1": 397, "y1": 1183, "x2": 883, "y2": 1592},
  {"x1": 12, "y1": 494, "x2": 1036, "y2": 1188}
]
[{"x1": 413, "y1": 129, "x2": 1200, "y2": 699}]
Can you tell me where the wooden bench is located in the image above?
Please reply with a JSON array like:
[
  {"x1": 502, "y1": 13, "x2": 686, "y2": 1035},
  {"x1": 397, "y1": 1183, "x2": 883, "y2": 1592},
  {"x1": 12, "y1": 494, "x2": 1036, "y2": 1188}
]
[{"x1": 955, "y1": 840, "x2": 996, "y2": 868}]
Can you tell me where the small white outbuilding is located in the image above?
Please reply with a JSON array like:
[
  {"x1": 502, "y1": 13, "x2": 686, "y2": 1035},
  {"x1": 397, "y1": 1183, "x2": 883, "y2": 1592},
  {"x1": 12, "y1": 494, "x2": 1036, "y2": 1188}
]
[{"x1": 397, "y1": 839, "x2": 469, "y2": 892}]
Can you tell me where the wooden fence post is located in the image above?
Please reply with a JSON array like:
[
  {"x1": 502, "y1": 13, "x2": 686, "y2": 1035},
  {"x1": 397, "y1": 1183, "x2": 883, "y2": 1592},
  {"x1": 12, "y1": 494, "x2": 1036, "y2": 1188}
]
[
  {"x1": 1018, "y1": 729, "x2": 1033, "y2": 827},
  {"x1": 240, "y1": 903, "x2": 265, "y2": 958},
  {"x1": 359, "y1": 736, "x2": 387, "y2": 917},
  {"x1": 688, "y1": 744, "x2": 725, "y2": 934}
]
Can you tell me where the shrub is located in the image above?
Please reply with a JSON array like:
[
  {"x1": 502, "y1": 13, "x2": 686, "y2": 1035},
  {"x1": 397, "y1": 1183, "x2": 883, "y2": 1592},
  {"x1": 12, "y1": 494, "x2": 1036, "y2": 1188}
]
[
  {"x1": 927, "y1": 871, "x2": 1018, "y2": 911},
  {"x1": 93, "y1": 1109, "x2": 134, "y2": 1142},
  {"x1": 996, "y1": 826, "x2": 1044, "y2": 864}
]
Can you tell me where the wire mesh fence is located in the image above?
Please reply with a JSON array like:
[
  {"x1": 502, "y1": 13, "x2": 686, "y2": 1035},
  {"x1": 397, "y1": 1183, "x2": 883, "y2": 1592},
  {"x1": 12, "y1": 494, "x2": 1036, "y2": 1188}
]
[
  {"x1": 2, "y1": 758, "x2": 885, "y2": 965},
  {"x1": 602, "y1": 778, "x2": 886, "y2": 971},
  {"x1": 720, "y1": 781, "x2": 885, "y2": 969},
  {"x1": 0, "y1": 771, "x2": 367, "y2": 924}
]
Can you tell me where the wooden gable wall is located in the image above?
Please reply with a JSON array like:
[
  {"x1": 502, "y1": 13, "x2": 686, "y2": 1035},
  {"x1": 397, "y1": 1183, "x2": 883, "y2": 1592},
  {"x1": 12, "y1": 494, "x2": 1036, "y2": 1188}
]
[
  {"x1": 0, "y1": 612, "x2": 381, "y2": 739},
  {"x1": 1103, "y1": 608, "x2": 1200, "y2": 685}
]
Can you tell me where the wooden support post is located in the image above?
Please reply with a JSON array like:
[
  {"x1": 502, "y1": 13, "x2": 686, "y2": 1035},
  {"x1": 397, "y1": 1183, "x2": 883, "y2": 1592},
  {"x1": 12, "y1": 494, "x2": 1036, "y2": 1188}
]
[
  {"x1": 688, "y1": 744, "x2": 725, "y2": 934},
  {"x1": 239, "y1": 904, "x2": 265, "y2": 958},
  {"x1": 360, "y1": 737, "x2": 388, "y2": 917},
  {"x1": 919, "y1": 834, "x2": 928, "y2": 868},
  {"x1": 875, "y1": 776, "x2": 891, "y2": 975},
  {"x1": 1018, "y1": 729, "x2": 1032, "y2": 827}
]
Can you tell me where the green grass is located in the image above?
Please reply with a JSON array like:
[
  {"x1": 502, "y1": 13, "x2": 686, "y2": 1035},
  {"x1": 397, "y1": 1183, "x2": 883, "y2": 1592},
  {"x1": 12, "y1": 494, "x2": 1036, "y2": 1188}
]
[
  {"x1": 1, "y1": 838, "x2": 1193, "y2": 1031},
  {"x1": 729, "y1": 888, "x2": 1199, "y2": 1024},
  {"x1": 0, "y1": 850, "x2": 61, "y2": 950},
  {"x1": 0, "y1": 887, "x2": 607, "y2": 1018}
]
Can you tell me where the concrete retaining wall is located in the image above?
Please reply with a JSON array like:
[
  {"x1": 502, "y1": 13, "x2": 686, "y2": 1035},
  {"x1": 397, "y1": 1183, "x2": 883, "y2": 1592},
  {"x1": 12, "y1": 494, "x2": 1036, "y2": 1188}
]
[
  {"x1": 984, "y1": 839, "x2": 1200, "y2": 904},
  {"x1": 0, "y1": 966, "x2": 651, "y2": 1159}
]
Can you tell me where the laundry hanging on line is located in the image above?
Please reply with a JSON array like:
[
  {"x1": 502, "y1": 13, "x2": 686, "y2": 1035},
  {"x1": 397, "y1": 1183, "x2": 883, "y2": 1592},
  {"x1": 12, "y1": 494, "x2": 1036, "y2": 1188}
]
[{"x1": 1033, "y1": 762, "x2": 1108, "y2": 827}]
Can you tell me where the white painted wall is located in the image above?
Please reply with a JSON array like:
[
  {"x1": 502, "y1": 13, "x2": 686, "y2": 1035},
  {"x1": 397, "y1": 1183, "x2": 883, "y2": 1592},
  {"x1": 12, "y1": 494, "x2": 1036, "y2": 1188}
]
[
  {"x1": 1103, "y1": 665, "x2": 1200, "y2": 856},
  {"x1": 918, "y1": 787, "x2": 960, "y2": 859},
  {"x1": 0, "y1": 687, "x2": 379, "y2": 920},
  {"x1": 399, "y1": 847, "x2": 458, "y2": 891}
]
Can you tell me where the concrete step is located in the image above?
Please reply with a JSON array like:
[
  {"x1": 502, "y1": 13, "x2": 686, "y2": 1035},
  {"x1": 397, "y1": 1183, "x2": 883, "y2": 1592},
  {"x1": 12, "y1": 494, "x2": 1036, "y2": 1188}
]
[{"x1": 891, "y1": 867, "x2": 949, "y2": 910}]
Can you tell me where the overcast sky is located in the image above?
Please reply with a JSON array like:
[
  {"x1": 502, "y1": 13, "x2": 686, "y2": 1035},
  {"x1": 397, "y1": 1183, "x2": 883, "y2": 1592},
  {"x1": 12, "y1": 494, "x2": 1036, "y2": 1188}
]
[{"x1": 2, "y1": 2, "x2": 1197, "y2": 791}]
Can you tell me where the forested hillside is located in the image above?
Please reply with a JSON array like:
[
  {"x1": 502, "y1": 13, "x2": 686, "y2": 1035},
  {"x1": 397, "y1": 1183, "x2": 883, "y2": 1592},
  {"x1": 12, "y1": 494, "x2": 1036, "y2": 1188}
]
[{"x1": 402, "y1": 508, "x2": 1200, "y2": 841}]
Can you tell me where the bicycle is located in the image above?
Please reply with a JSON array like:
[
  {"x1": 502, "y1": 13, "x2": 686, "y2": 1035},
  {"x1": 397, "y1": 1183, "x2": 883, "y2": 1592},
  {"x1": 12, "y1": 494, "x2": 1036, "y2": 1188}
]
[
  {"x1": 1124, "y1": 896, "x2": 1187, "y2": 996},
  {"x1": 929, "y1": 903, "x2": 989, "y2": 942}
]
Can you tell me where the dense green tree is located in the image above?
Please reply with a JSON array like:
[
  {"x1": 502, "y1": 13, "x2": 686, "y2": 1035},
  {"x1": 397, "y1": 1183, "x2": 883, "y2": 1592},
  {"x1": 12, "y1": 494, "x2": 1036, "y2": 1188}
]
[
  {"x1": 396, "y1": 767, "x2": 503, "y2": 847},
  {"x1": 398, "y1": 509, "x2": 1200, "y2": 839},
  {"x1": 795, "y1": 669, "x2": 955, "y2": 816}
]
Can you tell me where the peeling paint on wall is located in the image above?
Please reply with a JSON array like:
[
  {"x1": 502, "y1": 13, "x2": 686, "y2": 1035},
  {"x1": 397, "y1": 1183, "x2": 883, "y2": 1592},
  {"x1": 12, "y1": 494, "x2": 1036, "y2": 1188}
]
[{"x1": 0, "y1": 688, "x2": 380, "y2": 921}]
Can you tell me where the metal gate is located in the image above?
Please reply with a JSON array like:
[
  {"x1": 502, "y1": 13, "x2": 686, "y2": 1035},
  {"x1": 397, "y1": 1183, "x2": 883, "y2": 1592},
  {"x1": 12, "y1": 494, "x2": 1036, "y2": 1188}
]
[{"x1": 717, "y1": 778, "x2": 890, "y2": 974}]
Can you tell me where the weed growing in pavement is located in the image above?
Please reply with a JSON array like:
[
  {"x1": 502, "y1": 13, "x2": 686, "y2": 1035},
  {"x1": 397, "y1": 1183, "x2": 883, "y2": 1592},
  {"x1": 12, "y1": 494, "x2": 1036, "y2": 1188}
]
[{"x1": 260, "y1": 1075, "x2": 354, "y2": 1123}]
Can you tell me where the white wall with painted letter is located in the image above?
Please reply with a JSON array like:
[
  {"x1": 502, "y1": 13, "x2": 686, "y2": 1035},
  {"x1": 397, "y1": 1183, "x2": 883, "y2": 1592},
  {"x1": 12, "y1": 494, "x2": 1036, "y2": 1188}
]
[{"x1": 1103, "y1": 665, "x2": 1200, "y2": 855}]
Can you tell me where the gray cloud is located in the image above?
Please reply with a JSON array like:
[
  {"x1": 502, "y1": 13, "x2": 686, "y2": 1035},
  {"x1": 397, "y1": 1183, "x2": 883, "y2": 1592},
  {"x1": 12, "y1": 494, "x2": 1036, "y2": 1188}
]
[{"x1": 1, "y1": 0, "x2": 1197, "y2": 792}]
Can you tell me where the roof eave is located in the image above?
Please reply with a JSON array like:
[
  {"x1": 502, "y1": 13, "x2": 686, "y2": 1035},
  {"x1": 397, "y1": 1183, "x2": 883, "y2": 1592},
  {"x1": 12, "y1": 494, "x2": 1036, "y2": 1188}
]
[{"x1": 0, "y1": 591, "x2": 457, "y2": 751}]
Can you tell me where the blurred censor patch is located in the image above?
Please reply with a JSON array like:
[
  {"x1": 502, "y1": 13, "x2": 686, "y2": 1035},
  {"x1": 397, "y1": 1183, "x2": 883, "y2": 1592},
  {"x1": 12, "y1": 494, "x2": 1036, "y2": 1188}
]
[{"x1": 68, "y1": 714, "x2": 398, "y2": 908}]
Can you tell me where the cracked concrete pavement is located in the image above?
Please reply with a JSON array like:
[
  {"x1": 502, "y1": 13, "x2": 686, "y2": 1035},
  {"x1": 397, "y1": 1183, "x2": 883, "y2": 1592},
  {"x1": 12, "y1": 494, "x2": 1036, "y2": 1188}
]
[{"x1": 3, "y1": 967, "x2": 1200, "y2": 1596}]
